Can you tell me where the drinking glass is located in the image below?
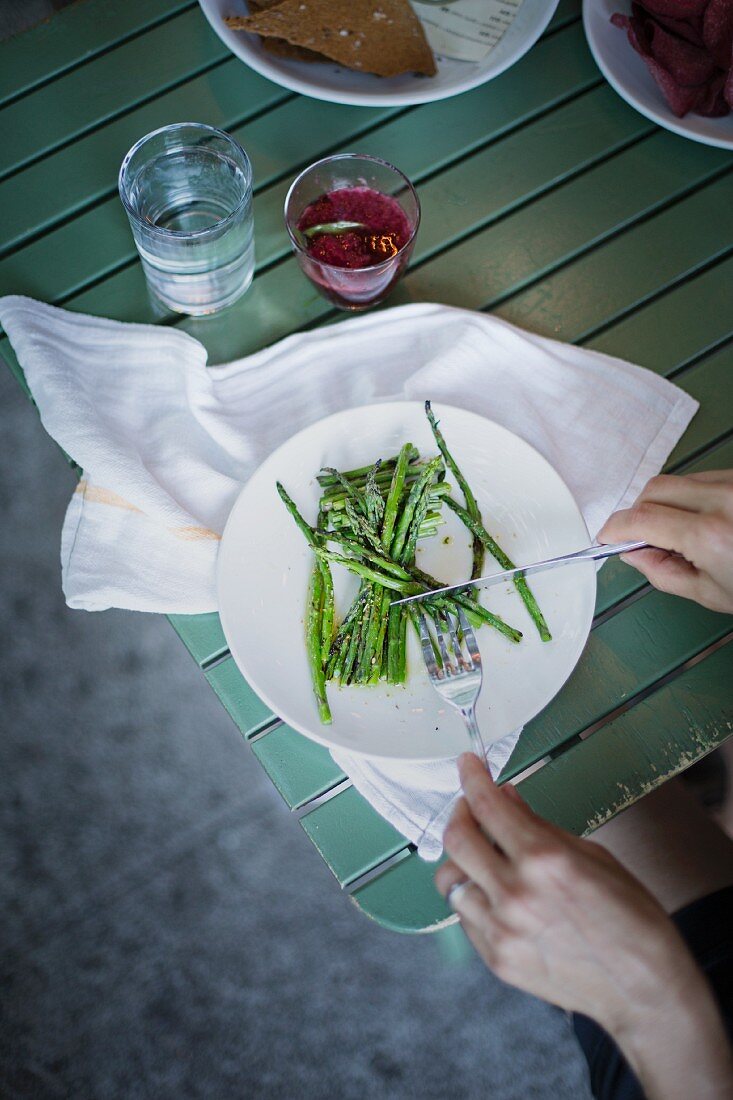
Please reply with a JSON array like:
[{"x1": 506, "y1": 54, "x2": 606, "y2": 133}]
[
  {"x1": 119, "y1": 123, "x2": 254, "y2": 316},
  {"x1": 284, "y1": 154, "x2": 420, "y2": 311}
]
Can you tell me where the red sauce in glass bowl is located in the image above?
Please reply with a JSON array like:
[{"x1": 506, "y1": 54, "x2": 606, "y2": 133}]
[
  {"x1": 297, "y1": 186, "x2": 412, "y2": 269},
  {"x1": 293, "y1": 186, "x2": 415, "y2": 309}
]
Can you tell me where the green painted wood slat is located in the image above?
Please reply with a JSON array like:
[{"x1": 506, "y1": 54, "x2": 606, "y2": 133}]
[
  {"x1": 350, "y1": 852, "x2": 449, "y2": 934},
  {"x1": 250, "y1": 724, "x2": 346, "y2": 810},
  {"x1": 173, "y1": 140, "x2": 733, "y2": 364},
  {"x1": 0, "y1": 0, "x2": 193, "y2": 106},
  {"x1": 352, "y1": 640, "x2": 733, "y2": 931},
  {"x1": 659, "y1": 342, "x2": 733, "y2": 469},
  {"x1": 299, "y1": 786, "x2": 407, "y2": 886},
  {"x1": 519, "y1": 639, "x2": 733, "y2": 833},
  {"x1": 0, "y1": 7, "x2": 228, "y2": 181},
  {"x1": 34, "y1": 106, "x2": 728, "y2": 367},
  {"x1": 585, "y1": 252, "x2": 733, "y2": 370},
  {"x1": 541, "y1": 0, "x2": 583, "y2": 32},
  {"x1": 504, "y1": 594, "x2": 732, "y2": 779},
  {"x1": 0, "y1": 66, "x2": 290, "y2": 256},
  {"x1": 397, "y1": 137, "x2": 732, "y2": 321},
  {"x1": 204, "y1": 657, "x2": 273, "y2": 738},
  {"x1": 168, "y1": 612, "x2": 228, "y2": 668},
  {"x1": 493, "y1": 178, "x2": 733, "y2": 344},
  {"x1": 0, "y1": 20, "x2": 598, "y2": 308}
]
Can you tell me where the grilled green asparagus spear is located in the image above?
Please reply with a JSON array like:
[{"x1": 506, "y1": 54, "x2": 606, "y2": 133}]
[
  {"x1": 306, "y1": 561, "x2": 331, "y2": 723},
  {"x1": 445, "y1": 496, "x2": 551, "y2": 642},
  {"x1": 279, "y1": 406, "x2": 548, "y2": 716},
  {"x1": 316, "y1": 448, "x2": 418, "y2": 487},
  {"x1": 425, "y1": 400, "x2": 485, "y2": 582}
]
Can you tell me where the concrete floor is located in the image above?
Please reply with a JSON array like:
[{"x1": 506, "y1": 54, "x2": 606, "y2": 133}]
[{"x1": 0, "y1": 360, "x2": 596, "y2": 1100}]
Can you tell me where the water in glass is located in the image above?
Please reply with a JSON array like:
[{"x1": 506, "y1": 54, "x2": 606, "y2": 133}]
[{"x1": 120, "y1": 124, "x2": 254, "y2": 316}]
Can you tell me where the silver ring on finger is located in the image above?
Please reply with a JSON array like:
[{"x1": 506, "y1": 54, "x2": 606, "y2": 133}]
[{"x1": 447, "y1": 879, "x2": 476, "y2": 911}]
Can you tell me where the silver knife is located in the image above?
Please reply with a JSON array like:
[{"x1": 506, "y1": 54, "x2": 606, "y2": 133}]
[{"x1": 390, "y1": 540, "x2": 649, "y2": 606}]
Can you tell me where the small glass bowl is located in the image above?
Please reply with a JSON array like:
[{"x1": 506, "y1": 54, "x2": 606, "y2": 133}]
[{"x1": 284, "y1": 153, "x2": 420, "y2": 311}]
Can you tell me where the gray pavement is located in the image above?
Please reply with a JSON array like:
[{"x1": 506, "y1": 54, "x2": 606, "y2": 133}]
[{"x1": 0, "y1": 363, "x2": 593, "y2": 1098}]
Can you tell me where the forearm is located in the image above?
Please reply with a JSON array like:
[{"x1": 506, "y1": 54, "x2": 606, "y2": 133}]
[
  {"x1": 609, "y1": 953, "x2": 733, "y2": 1100},
  {"x1": 437, "y1": 756, "x2": 733, "y2": 1100}
]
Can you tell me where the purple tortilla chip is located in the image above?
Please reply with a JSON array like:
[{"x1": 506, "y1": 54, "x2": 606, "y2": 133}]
[
  {"x1": 637, "y1": 5, "x2": 706, "y2": 46},
  {"x1": 611, "y1": 12, "x2": 706, "y2": 112},
  {"x1": 702, "y1": 0, "x2": 733, "y2": 67},
  {"x1": 639, "y1": 0, "x2": 708, "y2": 17},
  {"x1": 695, "y1": 68, "x2": 731, "y2": 111},
  {"x1": 645, "y1": 14, "x2": 718, "y2": 81}
]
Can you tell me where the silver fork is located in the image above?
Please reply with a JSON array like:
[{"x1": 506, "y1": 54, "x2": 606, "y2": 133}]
[{"x1": 416, "y1": 606, "x2": 488, "y2": 765}]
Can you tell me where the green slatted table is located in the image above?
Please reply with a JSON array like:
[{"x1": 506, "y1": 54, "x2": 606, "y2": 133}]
[{"x1": 2, "y1": 0, "x2": 731, "y2": 934}]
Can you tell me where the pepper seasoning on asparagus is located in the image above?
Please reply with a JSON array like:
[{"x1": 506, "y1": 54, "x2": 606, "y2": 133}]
[
  {"x1": 425, "y1": 401, "x2": 551, "y2": 642},
  {"x1": 425, "y1": 400, "x2": 485, "y2": 582},
  {"x1": 275, "y1": 403, "x2": 549, "y2": 723},
  {"x1": 445, "y1": 496, "x2": 552, "y2": 642}
]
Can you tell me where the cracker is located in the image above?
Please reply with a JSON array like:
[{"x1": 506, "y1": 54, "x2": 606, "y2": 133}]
[
  {"x1": 226, "y1": 0, "x2": 437, "y2": 77},
  {"x1": 227, "y1": 0, "x2": 325, "y2": 60},
  {"x1": 260, "y1": 37, "x2": 327, "y2": 61},
  {"x1": 227, "y1": 1, "x2": 326, "y2": 60}
]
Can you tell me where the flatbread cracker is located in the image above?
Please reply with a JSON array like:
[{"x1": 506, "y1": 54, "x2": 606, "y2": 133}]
[
  {"x1": 227, "y1": 0, "x2": 326, "y2": 60},
  {"x1": 260, "y1": 37, "x2": 326, "y2": 60},
  {"x1": 226, "y1": 0, "x2": 437, "y2": 77}
]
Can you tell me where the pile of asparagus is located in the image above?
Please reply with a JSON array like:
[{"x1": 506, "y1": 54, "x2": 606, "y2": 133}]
[{"x1": 277, "y1": 401, "x2": 550, "y2": 724}]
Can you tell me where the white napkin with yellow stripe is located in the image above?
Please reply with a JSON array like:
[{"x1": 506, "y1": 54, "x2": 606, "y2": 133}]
[{"x1": 0, "y1": 296, "x2": 697, "y2": 859}]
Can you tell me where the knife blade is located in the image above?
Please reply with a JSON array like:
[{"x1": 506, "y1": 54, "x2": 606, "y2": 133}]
[{"x1": 390, "y1": 540, "x2": 649, "y2": 607}]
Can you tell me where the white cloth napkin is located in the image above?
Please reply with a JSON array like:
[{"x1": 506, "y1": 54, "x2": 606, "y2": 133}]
[{"x1": 0, "y1": 296, "x2": 697, "y2": 860}]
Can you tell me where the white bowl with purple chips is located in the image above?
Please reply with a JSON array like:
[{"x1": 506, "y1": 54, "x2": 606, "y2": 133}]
[{"x1": 584, "y1": 0, "x2": 733, "y2": 149}]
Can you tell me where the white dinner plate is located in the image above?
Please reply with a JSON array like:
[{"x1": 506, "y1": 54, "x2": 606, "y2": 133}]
[
  {"x1": 198, "y1": 0, "x2": 559, "y2": 107},
  {"x1": 584, "y1": 0, "x2": 733, "y2": 150},
  {"x1": 217, "y1": 402, "x2": 596, "y2": 761}
]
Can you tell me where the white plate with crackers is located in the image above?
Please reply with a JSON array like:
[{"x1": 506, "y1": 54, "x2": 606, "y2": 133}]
[{"x1": 199, "y1": 0, "x2": 560, "y2": 107}]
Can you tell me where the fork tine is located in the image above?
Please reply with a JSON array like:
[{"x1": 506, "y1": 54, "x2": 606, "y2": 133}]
[
  {"x1": 456, "y1": 607, "x2": 481, "y2": 668},
  {"x1": 444, "y1": 608, "x2": 472, "y2": 671},
  {"x1": 417, "y1": 611, "x2": 442, "y2": 679},
  {"x1": 434, "y1": 612, "x2": 456, "y2": 676}
]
